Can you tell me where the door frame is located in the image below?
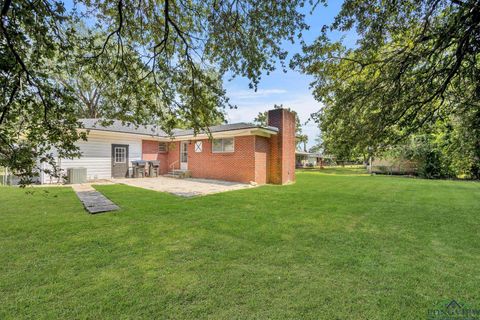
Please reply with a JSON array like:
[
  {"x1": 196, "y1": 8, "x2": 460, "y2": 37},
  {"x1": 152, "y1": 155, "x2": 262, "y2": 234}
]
[
  {"x1": 180, "y1": 141, "x2": 188, "y2": 170},
  {"x1": 111, "y1": 144, "x2": 130, "y2": 178}
]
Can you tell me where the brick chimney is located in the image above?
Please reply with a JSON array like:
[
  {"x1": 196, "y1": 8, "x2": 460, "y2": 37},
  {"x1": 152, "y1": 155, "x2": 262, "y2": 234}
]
[{"x1": 268, "y1": 108, "x2": 296, "y2": 184}]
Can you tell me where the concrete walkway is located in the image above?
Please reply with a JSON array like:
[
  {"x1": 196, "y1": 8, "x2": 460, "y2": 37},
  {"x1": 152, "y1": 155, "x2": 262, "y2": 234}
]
[
  {"x1": 111, "y1": 176, "x2": 255, "y2": 197},
  {"x1": 71, "y1": 184, "x2": 119, "y2": 213}
]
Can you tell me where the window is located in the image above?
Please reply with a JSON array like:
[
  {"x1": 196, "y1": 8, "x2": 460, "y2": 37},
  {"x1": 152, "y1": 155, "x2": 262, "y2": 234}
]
[
  {"x1": 212, "y1": 138, "x2": 234, "y2": 153},
  {"x1": 114, "y1": 147, "x2": 126, "y2": 163},
  {"x1": 158, "y1": 142, "x2": 167, "y2": 153},
  {"x1": 194, "y1": 141, "x2": 202, "y2": 153}
]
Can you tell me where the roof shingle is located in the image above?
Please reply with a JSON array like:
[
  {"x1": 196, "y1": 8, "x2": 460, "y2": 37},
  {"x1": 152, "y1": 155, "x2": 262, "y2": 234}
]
[
  {"x1": 79, "y1": 119, "x2": 278, "y2": 137},
  {"x1": 79, "y1": 119, "x2": 168, "y2": 137}
]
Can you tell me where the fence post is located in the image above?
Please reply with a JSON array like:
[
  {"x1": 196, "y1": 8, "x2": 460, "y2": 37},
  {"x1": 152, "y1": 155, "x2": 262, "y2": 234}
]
[{"x1": 2, "y1": 167, "x2": 7, "y2": 185}]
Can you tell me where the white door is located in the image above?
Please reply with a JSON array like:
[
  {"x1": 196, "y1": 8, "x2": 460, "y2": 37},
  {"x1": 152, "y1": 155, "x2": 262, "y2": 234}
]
[{"x1": 180, "y1": 141, "x2": 188, "y2": 170}]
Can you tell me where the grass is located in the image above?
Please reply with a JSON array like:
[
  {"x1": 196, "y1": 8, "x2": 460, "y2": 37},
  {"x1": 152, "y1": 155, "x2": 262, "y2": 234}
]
[{"x1": 1, "y1": 168, "x2": 480, "y2": 319}]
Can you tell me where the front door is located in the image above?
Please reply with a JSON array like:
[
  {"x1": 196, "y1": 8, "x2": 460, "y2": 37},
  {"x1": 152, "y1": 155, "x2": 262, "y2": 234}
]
[
  {"x1": 111, "y1": 144, "x2": 129, "y2": 178},
  {"x1": 180, "y1": 141, "x2": 188, "y2": 170}
]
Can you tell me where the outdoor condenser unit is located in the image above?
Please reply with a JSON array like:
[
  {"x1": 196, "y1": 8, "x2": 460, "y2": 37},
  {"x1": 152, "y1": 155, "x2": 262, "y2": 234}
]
[{"x1": 67, "y1": 167, "x2": 87, "y2": 184}]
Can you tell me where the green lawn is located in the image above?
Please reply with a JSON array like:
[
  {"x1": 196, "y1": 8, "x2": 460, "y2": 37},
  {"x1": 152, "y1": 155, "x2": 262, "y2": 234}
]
[{"x1": 1, "y1": 169, "x2": 480, "y2": 319}]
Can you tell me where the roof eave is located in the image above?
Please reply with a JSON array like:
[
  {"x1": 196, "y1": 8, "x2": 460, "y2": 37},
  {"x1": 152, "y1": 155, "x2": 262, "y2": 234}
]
[
  {"x1": 78, "y1": 125, "x2": 278, "y2": 141},
  {"x1": 171, "y1": 127, "x2": 278, "y2": 140},
  {"x1": 78, "y1": 128, "x2": 169, "y2": 140}
]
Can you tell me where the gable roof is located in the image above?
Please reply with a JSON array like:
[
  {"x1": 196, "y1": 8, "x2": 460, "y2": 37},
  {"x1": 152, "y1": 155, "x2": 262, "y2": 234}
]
[{"x1": 79, "y1": 119, "x2": 278, "y2": 138}]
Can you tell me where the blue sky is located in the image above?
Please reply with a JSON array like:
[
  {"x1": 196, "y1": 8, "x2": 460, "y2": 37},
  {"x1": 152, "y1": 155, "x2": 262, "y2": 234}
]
[{"x1": 223, "y1": 0, "x2": 349, "y2": 150}]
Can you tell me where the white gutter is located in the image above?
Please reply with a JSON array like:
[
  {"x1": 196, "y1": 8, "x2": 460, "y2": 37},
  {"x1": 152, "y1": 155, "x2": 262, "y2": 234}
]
[{"x1": 78, "y1": 127, "x2": 278, "y2": 141}]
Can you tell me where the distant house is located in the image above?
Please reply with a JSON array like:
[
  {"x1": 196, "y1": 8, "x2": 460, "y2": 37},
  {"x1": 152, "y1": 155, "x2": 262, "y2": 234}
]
[
  {"x1": 295, "y1": 151, "x2": 324, "y2": 168},
  {"x1": 39, "y1": 108, "x2": 296, "y2": 185}
]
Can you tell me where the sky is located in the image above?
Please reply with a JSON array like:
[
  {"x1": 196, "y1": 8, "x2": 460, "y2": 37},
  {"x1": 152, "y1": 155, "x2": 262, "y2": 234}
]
[{"x1": 223, "y1": 0, "x2": 350, "y2": 150}]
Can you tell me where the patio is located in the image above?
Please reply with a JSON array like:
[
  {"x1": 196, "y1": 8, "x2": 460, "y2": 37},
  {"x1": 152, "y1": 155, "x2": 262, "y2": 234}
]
[{"x1": 110, "y1": 176, "x2": 256, "y2": 197}]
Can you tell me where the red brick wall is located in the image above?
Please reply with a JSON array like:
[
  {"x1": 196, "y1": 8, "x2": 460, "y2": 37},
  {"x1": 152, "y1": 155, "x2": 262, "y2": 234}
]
[
  {"x1": 254, "y1": 136, "x2": 270, "y2": 184},
  {"x1": 167, "y1": 141, "x2": 180, "y2": 171},
  {"x1": 268, "y1": 108, "x2": 296, "y2": 184},
  {"x1": 142, "y1": 109, "x2": 295, "y2": 185},
  {"x1": 141, "y1": 140, "x2": 169, "y2": 174},
  {"x1": 187, "y1": 136, "x2": 256, "y2": 183},
  {"x1": 143, "y1": 138, "x2": 257, "y2": 182}
]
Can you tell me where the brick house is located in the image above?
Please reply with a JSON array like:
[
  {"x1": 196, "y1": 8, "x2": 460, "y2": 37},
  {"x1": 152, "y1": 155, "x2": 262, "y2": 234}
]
[{"x1": 39, "y1": 108, "x2": 296, "y2": 185}]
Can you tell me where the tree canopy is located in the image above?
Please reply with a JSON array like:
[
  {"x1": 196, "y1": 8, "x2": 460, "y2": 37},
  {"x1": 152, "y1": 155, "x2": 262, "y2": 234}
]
[
  {"x1": 4, "y1": 0, "x2": 479, "y2": 182},
  {"x1": 0, "y1": 0, "x2": 320, "y2": 182},
  {"x1": 253, "y1": 104, "x2": 308, "y2": 151},
  {"x1": 292, "y1": 0, "x2": 480, "y2": 175}
]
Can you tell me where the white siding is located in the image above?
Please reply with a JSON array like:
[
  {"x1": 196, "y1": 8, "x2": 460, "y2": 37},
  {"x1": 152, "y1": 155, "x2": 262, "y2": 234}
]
[{"x1": 41, "y1": 131, "x2": 144, "y2": 183}]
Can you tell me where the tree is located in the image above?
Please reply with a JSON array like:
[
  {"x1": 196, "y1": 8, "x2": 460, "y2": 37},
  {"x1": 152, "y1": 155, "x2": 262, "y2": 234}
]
[
  {"x1": 1, "y1": 0, "x2": 318, "y2": 182},
  {"x1": 253, "y1": 111, "x2": 268, "y2": 127},
  {"x1": 54, "y1": 29, "x2": 116, "y2": 119},
  {"x1": 297, "y1": 134, "x2": 309, "y2": 152},
  {"x1": 447, "y1": 108, "x2": 480, "y2": 179},
  {"x1": 292, "y1": 0, "x2": 480, "y2": 173},
  {"x1": 308, "y1": 132, "x2": 323, "y2": 154},
  {"x1": 253, "y1": 104, "x2": 308, "y2": 150},
  {"x1": 55, "y1": 32, "x2": 114, "y2": 118}
]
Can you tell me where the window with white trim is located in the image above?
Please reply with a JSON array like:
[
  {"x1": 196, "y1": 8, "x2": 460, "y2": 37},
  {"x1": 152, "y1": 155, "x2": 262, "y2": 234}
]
[
  {"x1": 212, "y1": 138, "x2": 234, "y2": 153},
  {"x1": 158, "y1": 142, "x2": 167, "y2": 153},
  {"x1": 114, "y1": 147, "x2": 126, "y2": 163}
]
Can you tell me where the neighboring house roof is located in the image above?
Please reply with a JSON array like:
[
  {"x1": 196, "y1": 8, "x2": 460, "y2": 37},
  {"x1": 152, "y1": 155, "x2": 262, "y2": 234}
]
[{"x1": 78, "y1": 119, "x2": 278, "y2": 138}]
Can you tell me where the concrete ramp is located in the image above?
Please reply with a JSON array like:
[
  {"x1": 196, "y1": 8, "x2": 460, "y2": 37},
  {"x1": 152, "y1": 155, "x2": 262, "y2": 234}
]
[{"x1": 72, "y1": 184, "x2": 119, "y2": 213}]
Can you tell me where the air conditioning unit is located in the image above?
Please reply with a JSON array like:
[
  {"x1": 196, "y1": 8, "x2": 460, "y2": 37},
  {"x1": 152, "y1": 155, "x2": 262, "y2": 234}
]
[{"x1": 67, "y1": 167, "x2": 87, "y2": 184}]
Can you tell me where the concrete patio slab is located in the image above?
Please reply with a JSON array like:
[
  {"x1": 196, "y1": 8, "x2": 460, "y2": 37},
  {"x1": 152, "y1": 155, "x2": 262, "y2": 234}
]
[{"x1": 111, "y1": 176, "x2": 255, "y2": 197}]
